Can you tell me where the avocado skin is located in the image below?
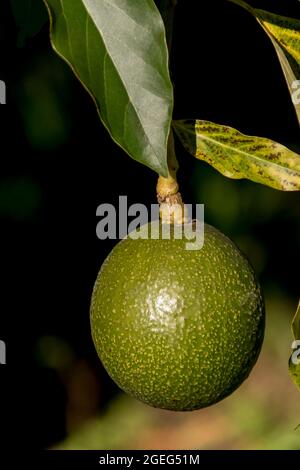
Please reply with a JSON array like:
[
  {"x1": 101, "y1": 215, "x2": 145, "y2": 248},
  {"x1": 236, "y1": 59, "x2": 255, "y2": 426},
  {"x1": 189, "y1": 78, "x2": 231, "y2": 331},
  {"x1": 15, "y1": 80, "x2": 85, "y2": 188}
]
[{"x1": 90, "y1": 222, "x2": 265, "y2": 411}]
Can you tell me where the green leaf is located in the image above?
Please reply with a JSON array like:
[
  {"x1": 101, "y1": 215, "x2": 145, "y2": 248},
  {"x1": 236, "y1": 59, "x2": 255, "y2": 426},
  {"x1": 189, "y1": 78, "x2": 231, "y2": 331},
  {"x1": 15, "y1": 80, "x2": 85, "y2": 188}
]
[
  {"x1": 289, "y1": 301, "x2": 300, "y2": 392},
  {"x1": 227, "y1": 0, "x2": 300, "y2": 124},
  {"x1": 44, "y1": 0, "x2": 173, "y2": 176},
  {"x1": 10, "y1": 0, "x2": 48, "y2": 47},
  {"x1": 292, "y1": 300, "x2": 300, "y2": 341},
  {"x1": 289, "y1": 358, "x2": 300, "y2": 391},
  {"x1": 173, "y1": 120, "x2": 300, "y2": 191}
]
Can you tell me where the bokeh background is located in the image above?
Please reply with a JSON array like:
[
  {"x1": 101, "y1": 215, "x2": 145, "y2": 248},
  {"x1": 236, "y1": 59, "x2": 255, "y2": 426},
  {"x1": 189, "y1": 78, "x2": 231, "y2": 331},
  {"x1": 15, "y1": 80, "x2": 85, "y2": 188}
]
[{"x1": 0, "y1": 0, "x2": 299, "y2": 450}]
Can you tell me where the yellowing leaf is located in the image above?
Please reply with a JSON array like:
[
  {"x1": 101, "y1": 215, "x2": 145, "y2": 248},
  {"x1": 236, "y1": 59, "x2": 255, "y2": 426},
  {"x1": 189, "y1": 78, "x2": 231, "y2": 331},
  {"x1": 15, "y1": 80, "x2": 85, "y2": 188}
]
[
  {"x1": 173, "y1": 120, "x2": 300, "y2": 191},
  {"x1": 289, "y1": 357, "x2": 300, "y2": 391},
  {"x1": 292, "y1": 300, "x2": 300, "y2": 342},
  {"x1": 227, "y1": 0, "x2": 300, "y2": 124}
]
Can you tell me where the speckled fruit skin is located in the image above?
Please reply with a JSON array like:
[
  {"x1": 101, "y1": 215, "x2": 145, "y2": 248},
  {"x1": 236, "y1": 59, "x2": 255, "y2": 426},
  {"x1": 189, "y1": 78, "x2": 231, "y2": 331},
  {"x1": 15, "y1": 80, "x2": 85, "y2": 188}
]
[{"x1": 90, "y1": 222, "x2": 265, "y2": 411}]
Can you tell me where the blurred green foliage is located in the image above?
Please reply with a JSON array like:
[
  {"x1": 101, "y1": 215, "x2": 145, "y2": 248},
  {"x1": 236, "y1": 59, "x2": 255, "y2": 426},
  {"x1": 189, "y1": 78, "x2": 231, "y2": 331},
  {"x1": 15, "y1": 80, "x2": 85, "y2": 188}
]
[
  {"x1": 16, "y1": 53, "x2": 72, "y2": 151},
  {"x1": 10, "y1": 0, "x2": 47, "y2": 47},
  {"x1": 0, "y1": 177, "x2": 41, "y2": 220}
]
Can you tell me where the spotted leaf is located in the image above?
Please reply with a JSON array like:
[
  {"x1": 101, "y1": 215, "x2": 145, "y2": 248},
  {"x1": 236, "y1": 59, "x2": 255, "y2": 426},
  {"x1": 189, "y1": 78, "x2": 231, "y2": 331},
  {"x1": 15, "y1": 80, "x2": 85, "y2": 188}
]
[
  {"x1": 173, "y1": 120, "x2": 300, "y2": 191},
  {"x1": 227, "y1": 0, "x2": 300, "y2": 124}
]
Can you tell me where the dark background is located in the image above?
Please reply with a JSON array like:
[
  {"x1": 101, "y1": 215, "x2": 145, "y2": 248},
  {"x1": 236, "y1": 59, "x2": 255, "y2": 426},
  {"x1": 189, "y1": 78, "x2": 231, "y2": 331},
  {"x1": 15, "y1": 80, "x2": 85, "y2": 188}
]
[{"x1": 0, "y1": 0, "x2": 299, "y2": 450}]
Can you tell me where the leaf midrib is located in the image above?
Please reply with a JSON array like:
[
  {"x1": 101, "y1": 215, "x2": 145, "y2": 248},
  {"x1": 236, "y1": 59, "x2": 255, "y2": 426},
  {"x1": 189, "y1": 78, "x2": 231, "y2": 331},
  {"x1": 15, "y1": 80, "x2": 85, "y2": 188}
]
[
  {"x1": 176, "y1": 121, "x2": 299, "y2": 172},
  {"x1": 259, "y1": 19, "x2": 300, "y2": 64},
  {"x1": 81, "y1": 0, "x2": 166, "y2": 170},
  {"x1": 197, "y1": 131, "x2": 298, "y2": 172}
]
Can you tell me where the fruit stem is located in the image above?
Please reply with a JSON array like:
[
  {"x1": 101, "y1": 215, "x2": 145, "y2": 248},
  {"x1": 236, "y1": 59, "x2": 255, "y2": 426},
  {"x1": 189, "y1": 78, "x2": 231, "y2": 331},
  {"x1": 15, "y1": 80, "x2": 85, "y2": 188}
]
[
  {"x1": 157, "y1": 127, "x2": 187, "y2": 225},
  {"x1": 157, "y1": 0, "x2": 185, "y2": 225},
  {"x1": 157, "y1": 131, "x2": 178, "y2": 202}
]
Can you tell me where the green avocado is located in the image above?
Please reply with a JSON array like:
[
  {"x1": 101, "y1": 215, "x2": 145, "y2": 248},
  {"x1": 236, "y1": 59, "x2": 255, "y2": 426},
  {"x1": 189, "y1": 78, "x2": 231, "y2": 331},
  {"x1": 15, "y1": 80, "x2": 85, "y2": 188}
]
[{"x1": 90, "y1": 222, "x2": 265, "y2": 411}]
